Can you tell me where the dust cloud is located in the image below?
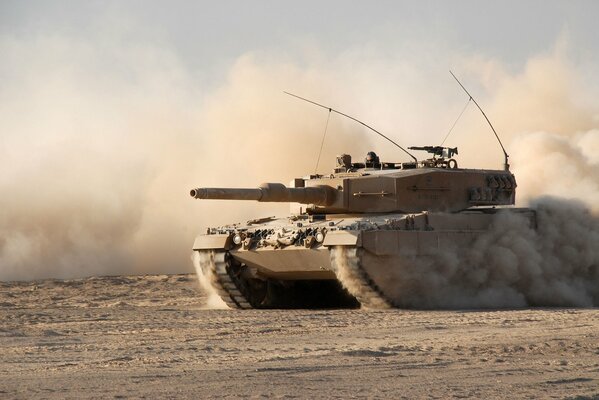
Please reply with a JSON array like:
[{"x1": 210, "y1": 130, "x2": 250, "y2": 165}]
[
  {"x1": 330, "y1": 246, "x2": 390, "y2": 309},
  {"x1": 365, "y1": 198, "x2": 599, "y2": 309},
  {"x1": 1, "y1": 27, "x2": 598, "y2": 287},
  {"x1": 511, "y1": 131, "x2": 599, "y2": 210},
  {"x1": 0, "y1": 33, "x2": 371, "y2": 281},
  {"x1": 191, "y1": 251, "x2": 227, "y2": 309}
]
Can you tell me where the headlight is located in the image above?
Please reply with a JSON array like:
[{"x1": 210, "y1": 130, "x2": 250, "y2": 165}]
[
  {"x1": 315, "y1": 231, "x2": 325, "y2": 243},
  {"x1": 233, "y1": 234, "x2": 242, "y2": 245}
]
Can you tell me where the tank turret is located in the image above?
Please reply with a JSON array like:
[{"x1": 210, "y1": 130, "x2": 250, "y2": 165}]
[{"x1": 190, "y1": 153, "x2": 516, "y2": 214}]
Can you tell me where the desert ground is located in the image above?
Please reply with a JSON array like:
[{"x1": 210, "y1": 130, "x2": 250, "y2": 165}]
[{"x1": 1, "y1": 274, "x2": 598, "y2": 399}]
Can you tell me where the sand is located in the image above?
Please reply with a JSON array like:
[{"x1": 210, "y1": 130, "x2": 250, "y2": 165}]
[{"x1": 1, "y1": 274, "x2": 598, "y2": 399}]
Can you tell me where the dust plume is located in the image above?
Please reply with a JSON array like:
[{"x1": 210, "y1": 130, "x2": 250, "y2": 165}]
[
  {"x1": 191, "y1": 251, "x2": 227, "y2": 309},
  {"x1": 330, "y1": 247, "x2": 390, "y2": 309},
  {"x1": 0, "y1": 32, "x2": 371, "y2": 281},
  {"x1": 511, "y1": 131, "x2": 599, "y2": 210},
  {"x1": 365, "y1": 198, "x2": 599, "y2": 309}
]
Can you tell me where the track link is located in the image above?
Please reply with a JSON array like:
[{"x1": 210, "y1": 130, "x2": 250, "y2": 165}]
[
  {"x1": 199, "y1": 250, "x2": 253, "y2": 309},
  {"x1": 330, "y1": 246, "x2": 391, "y2": 309}
]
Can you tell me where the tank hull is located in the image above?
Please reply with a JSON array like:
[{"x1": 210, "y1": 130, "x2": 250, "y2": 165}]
[{"x1": 193, "y1": 208, "x2": 536, "y2": 309}]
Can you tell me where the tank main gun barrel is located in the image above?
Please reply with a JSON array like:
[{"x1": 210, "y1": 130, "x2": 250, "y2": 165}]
[{"x1": 190, "y1": 183, "x2": 337, "y2": 206}]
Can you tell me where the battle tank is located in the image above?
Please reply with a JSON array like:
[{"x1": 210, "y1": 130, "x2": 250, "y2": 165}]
[
  {"x1": 190, "y1": 75, "x2": 537, "y2": 309},
  {"x1": 190, "y1": 146, "x2": 535, "y2": 309}
]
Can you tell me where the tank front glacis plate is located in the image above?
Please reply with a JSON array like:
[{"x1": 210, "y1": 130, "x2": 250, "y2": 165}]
[
  {"x1": 192, "y1": 213, "x2": 407, "y2": 280},
  {"x1": 194, "y1": 215, "x2": 350, "y2": 280}
]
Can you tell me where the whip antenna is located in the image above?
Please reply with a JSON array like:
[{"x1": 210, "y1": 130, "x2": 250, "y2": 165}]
[
  {"x1": 440, "y1": 96, "x2": 471, "y2": 146},
  {"x1": 314, "y1": 109, "x2": 331, "y2": 174},
  {"x1": 284, "y1": 91, "x2": 417, "y2": 162},
  {"x1": 449, "y1": 71, "x2": 509, "y2": 171}
]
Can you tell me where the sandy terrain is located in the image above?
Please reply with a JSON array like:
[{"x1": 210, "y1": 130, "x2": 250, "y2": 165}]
[{"x1": 1, "y1": 274, "x2": 598, "y2": 399}]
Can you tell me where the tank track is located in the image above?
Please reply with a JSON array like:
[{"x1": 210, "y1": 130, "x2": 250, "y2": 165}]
[
  {"x1": 330, "y1": 246, "x2": 391, "y2": 309},
  {"x1": 201, "y1": 250, "x2": 253, "y2": 309},
  {"x1": 200, "y1": 247, "x2": 390, "y2": 309}
]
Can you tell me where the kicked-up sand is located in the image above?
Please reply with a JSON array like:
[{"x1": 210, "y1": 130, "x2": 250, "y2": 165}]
[{"x1": 1, "y1": 274, "x2": 598, "y2": 399}]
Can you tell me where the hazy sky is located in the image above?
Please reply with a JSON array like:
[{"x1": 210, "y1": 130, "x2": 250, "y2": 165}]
[{"x1": 2, "y1": 0, "x2": 598, "y2": 81}]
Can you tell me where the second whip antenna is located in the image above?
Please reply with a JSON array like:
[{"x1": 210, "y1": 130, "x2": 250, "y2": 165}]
[{"x1": 284, "y1": 91, "x2": 417, "y2": 162}]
